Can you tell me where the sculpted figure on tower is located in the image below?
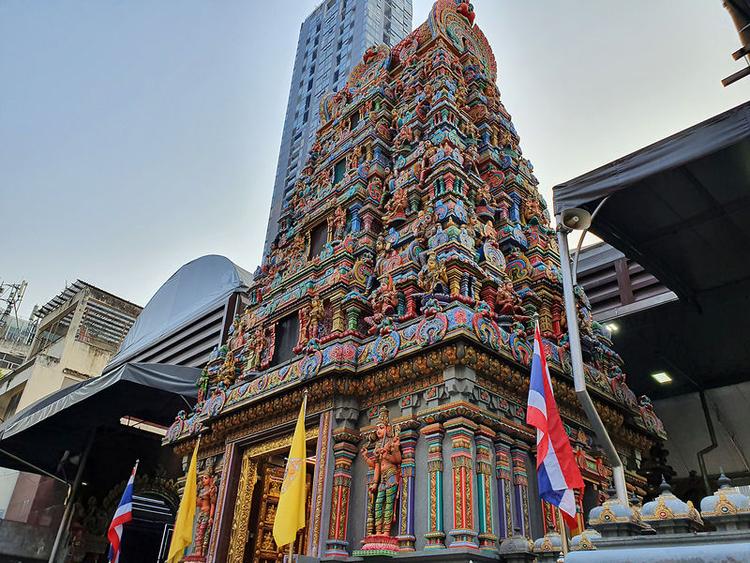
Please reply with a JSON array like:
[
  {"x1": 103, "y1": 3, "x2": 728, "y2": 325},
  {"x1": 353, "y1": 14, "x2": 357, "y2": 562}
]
[{"x1": 361, "y1": 407, "x2": 402, "y2": 547}]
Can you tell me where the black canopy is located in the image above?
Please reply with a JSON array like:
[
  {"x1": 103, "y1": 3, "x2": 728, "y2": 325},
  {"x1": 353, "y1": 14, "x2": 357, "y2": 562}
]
[
  {"x1": 0, "y1": 363, "x2": 199, "y2": 480},
  {"x1": 552, "y1": 101, "x2": 750, "y2": 398}
]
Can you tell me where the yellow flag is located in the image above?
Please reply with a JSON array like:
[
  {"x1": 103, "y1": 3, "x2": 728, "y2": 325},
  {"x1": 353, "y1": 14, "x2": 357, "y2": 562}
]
[
  {"x1": 168, "y1": 439, "x2": 199, "y2": 563},
  {"x1": 273, "y1": 396, "x2": 307, "y2": 549}
]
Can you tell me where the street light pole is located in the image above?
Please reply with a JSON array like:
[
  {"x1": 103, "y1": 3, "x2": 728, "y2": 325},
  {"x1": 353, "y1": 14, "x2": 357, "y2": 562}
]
[{"x1": 557, "y1": 225, "x2": 629, "y2": 505}]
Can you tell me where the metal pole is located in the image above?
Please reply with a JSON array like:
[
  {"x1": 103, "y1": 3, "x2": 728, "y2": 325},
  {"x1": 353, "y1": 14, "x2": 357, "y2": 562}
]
[
  {"x1": 557, "y1": 226, "x2": 629, "y2": 505},
  {"x1": 696, "y1": 390, "x2": 718, "y2": 495},
  {"x1": 556, "y1": 507, "x2": 569, "y2": 555},
  {"x1": 48, "y1": 431, "x2": 95, "y2": 563},
  {"x1": 0, "y1": 447, "x2": 68, "y2": 486}
]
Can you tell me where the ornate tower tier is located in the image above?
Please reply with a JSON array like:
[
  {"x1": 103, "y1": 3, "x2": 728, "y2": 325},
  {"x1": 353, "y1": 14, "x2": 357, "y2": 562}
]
[{"x1": 167, "y1": 2, "x2": 665, "y2": 561}]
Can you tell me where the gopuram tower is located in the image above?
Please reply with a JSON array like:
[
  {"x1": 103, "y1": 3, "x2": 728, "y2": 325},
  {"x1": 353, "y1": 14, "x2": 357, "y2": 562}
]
[{"x1": 167, "y1": 2, "x2": 666, "y2": 562}]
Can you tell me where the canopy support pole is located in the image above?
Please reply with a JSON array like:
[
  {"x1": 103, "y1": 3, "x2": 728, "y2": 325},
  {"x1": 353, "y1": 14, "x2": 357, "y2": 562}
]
[
  {"x1": 48, "y1": 430, "x2": 95, "y2": 563},
  {"x1": 0, "y1": 447, "x2": 68, "y2": 486},
  {"x1": 557, "y1": 226, "x2": 629, "y2": 506}
]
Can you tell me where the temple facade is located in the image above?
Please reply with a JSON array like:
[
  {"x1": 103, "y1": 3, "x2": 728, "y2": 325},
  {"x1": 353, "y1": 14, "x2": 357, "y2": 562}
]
[{"x1": 166, "y1": 2, "x2": 666, "y2": 561}]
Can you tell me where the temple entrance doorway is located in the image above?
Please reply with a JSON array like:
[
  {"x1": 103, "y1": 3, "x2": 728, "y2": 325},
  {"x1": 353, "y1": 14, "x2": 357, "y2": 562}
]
[
  {"x1": 227, "y1": 430, "x2": 318, "y2": 563},
  {"x1": 244, "y1": 456, "x2": 312, "y2": 563}
]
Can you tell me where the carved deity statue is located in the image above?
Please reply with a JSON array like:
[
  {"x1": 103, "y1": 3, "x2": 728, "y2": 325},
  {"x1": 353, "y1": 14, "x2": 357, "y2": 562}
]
[
  {"x1": 384, "y1": 187, "x2": 408, "y2": 223},
  {"x1": 419, "y1": 140, "x2": 438, "y2": 185},
  {"x1": 246, "y1": 327, "x2": 265, "y2": 371},
  {"x1": 476, "y1": 182, "x2": 494, "y2": 208},
  {"x1": 411, "y1": 207, "x2": 432, "y2": 242},
  {"x1": 483, "y1": 219, "x2": 498, "y2": 242},
  {"x1": 495, "y1": 281, "x2": 526, "y2": 317},
  {"x1": 361, "y1": 407, "x2": 402, "y2": 537},
  {"x1": 193, "y1": 472, "x2": 218, "y2": 557},
  {"x1": 196, "y1": 368, "x2": 209, "y2": 403},
  {"x1": 331, "y1": 206, "x2": 347, "y2": 241},
  {"x1": 228, "y1": 314, "x2": 245, "y2": 350},
  {"x1": 306, "y1": 293, "x2": 325, "y2": 341},
  {"x1": 523, "y1": 194, "x2": 543, "y2": 224},
  {"x1": 219, "y1": 352, "x2": 236, "y2": 386},
  {"x1": 464, "y1": 142, "x2": 481, "y2": 176},
  {"x1": 418, "y1": 253, "x2": 449, "y2": 294}
]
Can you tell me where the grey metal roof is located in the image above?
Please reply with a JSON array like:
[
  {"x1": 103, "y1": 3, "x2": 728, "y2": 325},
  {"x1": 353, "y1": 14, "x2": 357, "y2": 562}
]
[
  {"x1": 552, "y1": 102, "x2": 750, "y2": 399},
  {"x1": 105, "y1": 255, "x2": 254, "y2": 371}
]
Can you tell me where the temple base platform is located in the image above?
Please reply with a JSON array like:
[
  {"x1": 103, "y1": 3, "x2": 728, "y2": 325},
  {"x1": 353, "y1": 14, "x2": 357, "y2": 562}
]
[{"x1": 320, "y1": 547, "x2": 500, "y2": 563}]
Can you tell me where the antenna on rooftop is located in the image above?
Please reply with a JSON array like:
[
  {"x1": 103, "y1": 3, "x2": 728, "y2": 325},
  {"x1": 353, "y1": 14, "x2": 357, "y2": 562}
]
[{"x1": 0, "y1": 280, "x2": 28, "y2": 341}]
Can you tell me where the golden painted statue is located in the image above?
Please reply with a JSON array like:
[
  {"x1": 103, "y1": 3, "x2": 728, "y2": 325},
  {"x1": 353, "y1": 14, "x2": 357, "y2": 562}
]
[
  {"x1": 306, "y1": 293, "x2": 325, "y2": 341},
  {"x1": 361, "y1": 407, "x2": 402, "y2": 537},
  {"x1": 418, "y1": 253, "x2": 449, "y2": 294}
]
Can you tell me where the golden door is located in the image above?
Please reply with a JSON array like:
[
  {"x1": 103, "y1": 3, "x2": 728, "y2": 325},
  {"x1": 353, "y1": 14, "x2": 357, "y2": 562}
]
[{"x1": 250, "y1": 463, "x2": 312, "y2": 563}]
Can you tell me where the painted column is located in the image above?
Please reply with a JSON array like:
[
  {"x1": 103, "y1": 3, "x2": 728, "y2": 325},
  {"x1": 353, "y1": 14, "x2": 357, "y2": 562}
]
[
  {"x1": 324, "y1": 431, "x2": 359, "y2": 558},
  {"x1": 574, "y1": 488, "x2": 584, "y2": 534},
  {"x1": 542, "y1": 500, "x2": 557, "y2": 535},
  {"x1": 421, "y1": 423, "x2": 446, "y2": 549},
  {"x1": 511, "y1": 444, "x2": 532, "y2": 537},
  {"x1": 350, "y1": 203, "x2": 362, "y2": 233},
  {"x1": 307, "y1": 411, "x2": 333, "y2": 558},
  {"x1": 475, "y1": 426, "x2": 497, "y2": 550},
  {"x1": 445, "y1": 417, "x2": 478, "y2": 549},
  {"x1": 494, "y1": 439, "x2": 514, "y2": 540},
  {"x1": 396, "y1": 421, "x2": 419, "y2": 551}
]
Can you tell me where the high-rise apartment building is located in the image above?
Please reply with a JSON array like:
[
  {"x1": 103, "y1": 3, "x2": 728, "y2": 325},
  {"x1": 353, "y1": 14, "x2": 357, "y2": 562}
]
[{"x1": 264, "y1": 0, "x2": 412, "y2": 253}]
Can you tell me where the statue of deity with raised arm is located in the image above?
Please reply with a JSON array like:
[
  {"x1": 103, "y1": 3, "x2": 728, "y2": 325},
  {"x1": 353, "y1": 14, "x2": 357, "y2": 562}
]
[{"x1": 360, "y1": 407, "x2": 402, "y2": 543}]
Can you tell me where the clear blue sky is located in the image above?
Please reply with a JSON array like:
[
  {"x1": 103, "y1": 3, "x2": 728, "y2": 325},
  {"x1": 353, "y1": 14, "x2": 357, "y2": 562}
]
[{"x1": 2, "y1": 1, "x2": 748, "y2": 317}]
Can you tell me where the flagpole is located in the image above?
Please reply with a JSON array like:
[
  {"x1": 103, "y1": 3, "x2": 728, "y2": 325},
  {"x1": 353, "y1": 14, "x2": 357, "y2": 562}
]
[
  {"x1": 290, "y1": 389, "x2": 307, "y2": 563},
  {"x1": 556, "y1": 507, "x2": 569, "y2": 555}
]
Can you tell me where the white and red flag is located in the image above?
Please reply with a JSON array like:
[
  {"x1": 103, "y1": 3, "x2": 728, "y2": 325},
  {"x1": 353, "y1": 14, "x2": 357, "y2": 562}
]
[
  {"x1": 526, "y1": 323, "x2": 584, "y2": 527},
  {"x1": 107, "y1": 460, "x2": 138, "y2": 563}
]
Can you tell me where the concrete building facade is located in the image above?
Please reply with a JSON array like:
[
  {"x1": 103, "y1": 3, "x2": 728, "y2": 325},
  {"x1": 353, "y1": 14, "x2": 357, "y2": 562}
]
[
  {"x1": 0, "y1": 281, "x2": 140, "y2": 557},
  {"x1": 264, "y1": 0, "x2": 412, "y2": 252},
  {"x1": 0, "y1": 281, "x2": 141, "y2": 421}
]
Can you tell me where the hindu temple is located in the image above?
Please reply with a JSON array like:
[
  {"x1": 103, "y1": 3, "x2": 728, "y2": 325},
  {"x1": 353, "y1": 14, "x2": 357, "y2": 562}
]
[{"x1": 165, "y1": 1, "x2": 668, "y2": 561}]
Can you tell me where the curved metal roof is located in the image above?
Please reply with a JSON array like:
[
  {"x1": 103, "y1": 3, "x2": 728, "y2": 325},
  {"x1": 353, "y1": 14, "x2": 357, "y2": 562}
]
[{"x1": 106, "y1": 255, "x2": 253, "y2": 371}]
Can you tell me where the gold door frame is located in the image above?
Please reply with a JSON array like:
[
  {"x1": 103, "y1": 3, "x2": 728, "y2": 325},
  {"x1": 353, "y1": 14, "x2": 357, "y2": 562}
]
[{"x1": 226, "y1": 428, "x2": 318, "y2": 563}]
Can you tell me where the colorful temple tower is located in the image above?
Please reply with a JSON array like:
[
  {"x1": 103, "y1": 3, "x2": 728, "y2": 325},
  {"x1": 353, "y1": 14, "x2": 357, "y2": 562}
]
[{"x1": 167, "y1": 2, "x2": 666, "y2": 561}]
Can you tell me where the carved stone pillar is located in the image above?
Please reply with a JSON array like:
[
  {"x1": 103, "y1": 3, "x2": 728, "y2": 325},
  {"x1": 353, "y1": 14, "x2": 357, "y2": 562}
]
[
  {"x1": 396, "y1": 421, "x2": 419, "y2": 551},
  {"x1": 325, "y1": 398, "x2": 360, "y2": 558},
  {"x1": 307, "y1": 411, "x2": 333, "y2": 558},
  {"x1": 332, "y1": 299, "x2": 345, "y2": 333},
  {"x1": 475, "y1": 426, "x2": 497, "y2": 549},
  {"x1": 494, "y1": 439, "x2": 514, "y2": 540},
  {"x1": 445, "y1": 417, "x2": 478, "y2": 549},
  {"x1": 324, "y1": 431, "x2": 359, "y2": 558},
  {"x1": 574, "y1": 488, "x2": 584, "y2": 534},
  {"x1": 541, "y1": 500, "x2": 557, "y2": 535},
  {"x1": 511, "y1": 445, "x2": 532, "y2": 537},
  {"x1": 421, "y1": 423, "x2": 446, "y2": 549},
  {"x1": 350, "y1": 203, "x2": 362, "y2": 233}
]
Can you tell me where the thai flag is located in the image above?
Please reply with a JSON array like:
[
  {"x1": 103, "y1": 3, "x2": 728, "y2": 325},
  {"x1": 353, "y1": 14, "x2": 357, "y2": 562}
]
[
  {"x1": 526, "y1": 323, "x2": 584, "y2": 528},
  {"x1": 108, "y1": 461, "x2": 138, "y2": 563}
]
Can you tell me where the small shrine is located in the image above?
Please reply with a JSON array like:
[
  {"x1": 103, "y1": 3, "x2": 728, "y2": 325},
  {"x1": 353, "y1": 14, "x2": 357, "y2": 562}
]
[{"x1": 166, "y1": 2, "x2": 666, "y2": 561}]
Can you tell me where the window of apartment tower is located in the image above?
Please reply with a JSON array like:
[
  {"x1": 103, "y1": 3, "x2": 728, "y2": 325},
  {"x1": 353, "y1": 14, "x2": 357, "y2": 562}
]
[
  {"x1": 333, "y1": 158, "x2": 346, "y2": 185},
  {"x1": 271, "y1": 312, "x2": 300, "y2": 367},
  {"x1": 308, "y1": 222, "x2": 328, "y2": 259}
]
